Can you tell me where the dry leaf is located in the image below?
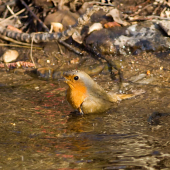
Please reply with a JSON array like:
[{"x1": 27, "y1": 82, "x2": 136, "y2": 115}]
[
  {"x1": 72, "y1": 31, "x2": 83, "y2": 44},
  {"x1": 7, "y1": 25, "x2": 22, "y2": 33},
  {"x1": 70, "y1": 57, "x2": 79, "y2": 64},
  {"x1": 50, "y1": 22, "x2": 63, "y2": 32},
  {"x1": 88, "y1": 23, "x2": 103, "y2": 34},
  {"x1": 106, "y1": 9, "x2": 129, "y2": 26},
  {"x1": 104, "y1": 22, "x2": 121, "y2": 28}
]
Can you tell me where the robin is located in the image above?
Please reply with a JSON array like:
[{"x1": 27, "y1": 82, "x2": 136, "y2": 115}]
[{"x1": 63, "y1": 70, "x2": 143, "y2": 114}]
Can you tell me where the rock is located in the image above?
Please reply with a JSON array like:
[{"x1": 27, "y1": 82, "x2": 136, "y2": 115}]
[
  {"x1": 44, "y1": 10, "x2": 79, "y2": 30},
  {"x1": 159, "y1": 20, "x2": 170, "y2": 36},
  {"x1": 85, "y1": 21, "x2": 170, "y2": 55},
  {"x1": 0, "y1": 50, "x2": 19, "y2": 63},
  {"x1": 129, "y1": 74, "x2": 146, "y2": 82},
  {"x1": 137, "y1": 77, "x2": 155, "y2": 84}
]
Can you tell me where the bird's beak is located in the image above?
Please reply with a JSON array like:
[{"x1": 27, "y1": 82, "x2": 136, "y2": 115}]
[
  {"x1": 62, "y1": 75, "x2": 69, "y2": 83},
  {"x1": 63, "y1": 77, "x2": 68, "y2": 82},
  {"x1": 63, "y1": 71, "x2": 70, "y2": 83},
  {"x1": 58, "y1": 77, "x2": 66, "y2": 82}
]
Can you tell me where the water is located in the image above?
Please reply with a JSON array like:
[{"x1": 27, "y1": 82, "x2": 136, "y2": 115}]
[{"x1": 0, "y1": 57, "x2": 170, "y2": 169}]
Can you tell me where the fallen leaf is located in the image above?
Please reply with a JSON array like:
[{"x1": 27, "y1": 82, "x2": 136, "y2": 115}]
[
  {"x1": 88, "y1": 23, "x2": 103, "y2": 34},
  {"x1": 106, "y1": 9, "x2": 129, "y2": 26},
  {"x1": 7, "y1": 25, "x2": 22, "y2": 33},
  {"x1": 104, "y1": 21, "x2": 121, "y2": 28}
]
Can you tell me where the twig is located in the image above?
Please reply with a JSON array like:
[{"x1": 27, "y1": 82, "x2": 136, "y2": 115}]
[
  {"x1": 131, "y1": 4, "x2": 153, "y2": 17},
  {"x1": 0, "y1": 43, "x2": 42, "y2": 49},
  {"x1": 0, "y1": 34, "x2": 40, "y2": 47},
  {"x1": 0, "y1": 1, "x2": 16, "y2": 13},
  {"x1": 6, "y1": 5, "x2": 21, "y2": 25},
  {"x1": 3, "y1": 8, "x2": 9, "y2": 18},
  {"x1": 58, "y1": 40, "x2": 83, "y2": 55},
  {"x1": 152, "y1": 2, "x2": 162, "y2": 15},
  {"x1": 57, "y1": 41, "x2": 64, "y2": 54},
  {"x1": 163, "y1": 0, "x2": 170, "y2": 7},
  {"x1": 128, "y1": 15, "x2": 170, "y2": 21},
  {"x1": 20, "y1": 0, "x2": 49, "y2": 32},
  {"x1": 88, "y1": 1, "x2": 115, "y2": 7},
  {"x1": 0, "y1": 61, "x2": 35, "y2": 68},
  {"x1": 160, "y1": 7, "x2": 167, "y2": 17},
  {"x1": 30, "y1": 34, "x2": 36, "y2": 68},
  {"x1": 0, "y1": 4, "x2": 32, "y2": 24}
]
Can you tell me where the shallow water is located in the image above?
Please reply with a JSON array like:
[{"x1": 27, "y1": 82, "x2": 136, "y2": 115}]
[{"x1": 0, "y1": 52, "x2": 170, "y2": 170}]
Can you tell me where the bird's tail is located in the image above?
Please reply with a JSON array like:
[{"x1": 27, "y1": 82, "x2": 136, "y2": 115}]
[{"x1": 108, "y1": 89, "x2": 145, "y2": 102}]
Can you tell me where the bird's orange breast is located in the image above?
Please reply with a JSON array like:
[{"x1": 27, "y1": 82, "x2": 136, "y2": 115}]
[{"x1": 66, "y1": 82, "x2": 88, "y2": 110}]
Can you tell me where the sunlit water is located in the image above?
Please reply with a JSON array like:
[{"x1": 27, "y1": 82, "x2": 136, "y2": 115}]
[{"x1": 0, "y1": 70, "x2": 170, "y2": 170}]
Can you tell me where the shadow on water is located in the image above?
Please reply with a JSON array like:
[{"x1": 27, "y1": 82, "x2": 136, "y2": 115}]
[{"x1": 0, "y1": 67, "x2": 170, "y2": 170}]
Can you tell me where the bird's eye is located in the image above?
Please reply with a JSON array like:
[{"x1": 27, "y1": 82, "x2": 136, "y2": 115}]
[{"x1": 74, "y1": 76, "x2": 79, "y2": 80}]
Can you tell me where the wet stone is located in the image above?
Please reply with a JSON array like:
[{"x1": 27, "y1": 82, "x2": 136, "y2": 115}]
[{"x1": 85, "y1": 21, "x2": 170, "y2": 55}]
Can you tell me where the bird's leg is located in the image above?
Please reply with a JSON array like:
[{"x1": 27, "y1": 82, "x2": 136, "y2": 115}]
[{"x1": 78, "y1": 107, "x2": 84, "y2": 115}]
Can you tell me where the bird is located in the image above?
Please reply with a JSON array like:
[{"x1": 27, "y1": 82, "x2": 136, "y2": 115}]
[{"x1": 63, "y1": 70, "x2": 143, "y2": 114}]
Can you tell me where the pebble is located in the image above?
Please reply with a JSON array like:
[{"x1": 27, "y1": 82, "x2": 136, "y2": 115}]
[{"x1": 0, "y1": 50, "x2": 19, "y2": 63}]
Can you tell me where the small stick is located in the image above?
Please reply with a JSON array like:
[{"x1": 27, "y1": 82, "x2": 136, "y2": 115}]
[
  {"x1": 0, "y1": 43, "x2": 42, "y2": 49},
  {"x1": 58, "y1": 40, "x2": 83, "y2": 55},
  {"x1": 3, "y1": 8, "x2": 9, "y2": 18},
  {"x1": 6, "y1": 5, "x2": 21, "y2": 25},
  {"x1": 57, "y1": 41, "x2": 64, "y2": 54},
  {"x1": 88, "y1": 1, "x2": 115, "y2": 6},
  {"x1": 128, "y1": 15, "x2": 170, "y2": 21},
  {"x1": 152, "y1": 2, "x2": 161, "y2": 15},
  {"x1": 30, "y1": 34, "x2": 36, "y2": 68},
  {"x1": 0, "y1": 34, "x2": 39, "y2": 47},
  {"x1": 130, "y1": 4, "x2": 153, "y2": 17},
  {"x1": 0, "y1": 4, "x2": 31, "y2": 24},
  {"x1": 20, "y1": 0, "x2": 49, "y2": 32},
  {"x1": 0, "y1": 61, "x2": 35, "y2": 68}
]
